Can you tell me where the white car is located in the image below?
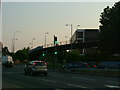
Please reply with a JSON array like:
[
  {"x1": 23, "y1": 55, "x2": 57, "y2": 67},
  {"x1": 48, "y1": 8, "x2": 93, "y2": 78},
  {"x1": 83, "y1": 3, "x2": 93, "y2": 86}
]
[
  {"x1": 24, "y1": 60, "x2": 48, "y2": 76},
  {"x1": 2, "y1": 55, "x2": 14, "y2": 68}
]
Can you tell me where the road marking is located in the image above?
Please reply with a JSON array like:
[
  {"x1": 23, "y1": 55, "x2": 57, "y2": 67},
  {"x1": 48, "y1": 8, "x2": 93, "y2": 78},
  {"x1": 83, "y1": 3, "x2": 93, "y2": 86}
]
[
  {"x1": 38, "y1": 78, "x2": 56, "y2": 83},
  {"x1": 105, "y1": 85, "x2": 120, "y2": 88},
  {"x1": 72, "y1": 77, "x2": 95, "y2": 81},
  {"x1": 67, "y1": 84, "x2": 87, "y2": 88},
  {"x1": 55, "y1": 88, "x2": 64, "y2": 90}
]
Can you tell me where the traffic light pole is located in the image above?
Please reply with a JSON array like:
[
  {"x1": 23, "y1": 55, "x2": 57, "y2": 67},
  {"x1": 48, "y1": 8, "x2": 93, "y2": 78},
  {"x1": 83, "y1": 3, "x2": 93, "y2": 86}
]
[{"x1": 53, "y1": 35, "x2": 58, "y2": 71}]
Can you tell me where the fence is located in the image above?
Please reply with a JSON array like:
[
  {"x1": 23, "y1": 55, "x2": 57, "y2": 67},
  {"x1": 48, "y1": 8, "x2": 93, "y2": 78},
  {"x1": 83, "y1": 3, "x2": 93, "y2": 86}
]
[{"x1": 43, "y1": 40, "x2": 70, "y2": 48}]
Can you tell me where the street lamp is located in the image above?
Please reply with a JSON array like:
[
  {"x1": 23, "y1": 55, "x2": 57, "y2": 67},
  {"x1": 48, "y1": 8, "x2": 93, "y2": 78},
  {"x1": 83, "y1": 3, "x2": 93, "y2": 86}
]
[
  {"x1": 66, "y1": 24, "x2": 73, "y2": 51},
  {"x1": 65, "y1": 36, "x2": 69, "y2": 44},
  {"x1": 13, "y1": 31, "x2": 20, "y2": 53},
  {"x1": 65, "y1": 36, "x2": 68, "y2": 40},
  {"x1": 66, "y1": 24, "x2": 73, "y2": 43},
  {"x1": 31, "y1": 38, "x2": 35, "y2": 49},
  {"x1": 29, "y1": 43, "x2": 32, "y2": 49},
  {"x1": 76, "y1": 25, "x2": 80, "y2": 30},
  {"x1": 45, "y1": 32, "x2": 49, "y2": 48}
]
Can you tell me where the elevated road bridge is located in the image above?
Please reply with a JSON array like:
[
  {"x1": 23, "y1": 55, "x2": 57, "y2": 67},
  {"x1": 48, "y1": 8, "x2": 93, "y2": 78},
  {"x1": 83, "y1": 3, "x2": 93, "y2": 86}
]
[{"x1": 29, "y1": 41, "x2": 98, "y2": 60}]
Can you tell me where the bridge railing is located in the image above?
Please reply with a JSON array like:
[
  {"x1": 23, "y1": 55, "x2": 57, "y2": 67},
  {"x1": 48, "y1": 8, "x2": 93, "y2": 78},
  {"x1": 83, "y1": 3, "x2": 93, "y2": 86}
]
[{"x1": 43, "y1": 40, "x2": 70, "y2": 48}]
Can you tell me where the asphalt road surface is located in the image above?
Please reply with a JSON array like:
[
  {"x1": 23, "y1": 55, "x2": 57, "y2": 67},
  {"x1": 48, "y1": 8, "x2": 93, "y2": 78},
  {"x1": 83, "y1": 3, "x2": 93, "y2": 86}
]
[{"x1": 2, "y1": 64, "x2": 120, "y2": 89}]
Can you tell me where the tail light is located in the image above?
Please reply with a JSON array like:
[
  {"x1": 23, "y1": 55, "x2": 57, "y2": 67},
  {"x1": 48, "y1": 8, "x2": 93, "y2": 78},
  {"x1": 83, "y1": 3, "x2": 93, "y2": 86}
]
[
  {"x1": 33, "y1": 63, "x2": 36, "y2": 65},
  {"x1": 86, "y1": 63, "x2": 89, "y2": 66},
  {"x1": 44, "y1": 62, "x2": 47, "y2": 65},
  {"x1": 93, "y1": 65, "x2": 97, "y2": 67}
]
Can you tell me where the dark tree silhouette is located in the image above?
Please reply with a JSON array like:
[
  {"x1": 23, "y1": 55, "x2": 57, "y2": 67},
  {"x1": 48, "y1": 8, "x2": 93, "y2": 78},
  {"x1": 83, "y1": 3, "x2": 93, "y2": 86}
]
[
  {"x1": 13, "y1": 47, "x2": 30, "y2": 61},
  {"x1": 99, "y1": 1, "x2": 120, "y2": 54},
  {"x1": 2, "y1": 47, "x2": 10, "y2": 55}
]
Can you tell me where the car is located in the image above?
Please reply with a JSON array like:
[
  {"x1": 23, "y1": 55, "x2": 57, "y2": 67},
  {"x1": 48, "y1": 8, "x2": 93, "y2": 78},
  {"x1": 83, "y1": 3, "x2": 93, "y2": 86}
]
[
  {"x1": 4, "y1": 61, "x2": 14, "y2": 68},
  {"x1": 97, "y1": 61, "x2": 120, "y2": 69},
  {"x1": 87, "y1": 62, "x2": 97, "y2": 68},
  {"x1": 2, "y1": 55, "x2": 14, "y2": 68},
  {"x1": 24, "y1": 60, "x2": 48, "y2": 76},
  {"x1": 62, "y1": 62, "x2": 89, "y2": 70}
]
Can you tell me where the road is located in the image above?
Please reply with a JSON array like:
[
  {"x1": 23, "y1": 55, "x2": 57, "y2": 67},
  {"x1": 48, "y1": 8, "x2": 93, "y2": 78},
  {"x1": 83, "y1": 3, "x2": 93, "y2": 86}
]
[{"x1": 2, "y1": 64, "x2": 120, "y2": 89}]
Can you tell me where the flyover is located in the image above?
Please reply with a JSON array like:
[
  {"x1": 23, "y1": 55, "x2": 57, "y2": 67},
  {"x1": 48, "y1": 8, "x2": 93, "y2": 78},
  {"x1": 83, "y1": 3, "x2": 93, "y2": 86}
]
[{"x1": 29, "y1": 41, "x2": 98, "y2": 60}]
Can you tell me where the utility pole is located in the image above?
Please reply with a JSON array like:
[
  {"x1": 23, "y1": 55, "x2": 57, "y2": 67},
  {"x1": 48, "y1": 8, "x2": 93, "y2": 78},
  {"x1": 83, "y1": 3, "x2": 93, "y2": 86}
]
[
  {"x1": 13, "y1": 31, "x2": 20, "y2": 53},
  {"x1": 66, "y1": 24, "x2": 73, "y2": 51},
  {"x1": 45, "y1": 32, "x2": 49, "y2": 48}
]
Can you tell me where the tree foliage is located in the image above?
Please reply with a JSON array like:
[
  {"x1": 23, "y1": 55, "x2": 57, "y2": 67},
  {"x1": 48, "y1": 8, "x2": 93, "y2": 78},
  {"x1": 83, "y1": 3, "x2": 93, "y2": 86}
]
[
  {"x1": 99, "y1": 1, "x2": 120, "y2": 54},
  {"x1": 13, "y1": 47, "x2": 30, "y2": 61},
  {"x1": 2, "y1": 47, "x2": 10, "y2": 55},
  {"x1": 64, "y1": 50, "x2": 81, "y2": 62}
]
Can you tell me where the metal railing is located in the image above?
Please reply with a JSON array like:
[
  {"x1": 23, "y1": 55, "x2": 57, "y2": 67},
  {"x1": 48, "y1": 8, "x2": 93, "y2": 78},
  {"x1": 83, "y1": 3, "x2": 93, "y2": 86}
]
[{"x1": 43, "y1": 40, "x2": 70, "y2": 48}]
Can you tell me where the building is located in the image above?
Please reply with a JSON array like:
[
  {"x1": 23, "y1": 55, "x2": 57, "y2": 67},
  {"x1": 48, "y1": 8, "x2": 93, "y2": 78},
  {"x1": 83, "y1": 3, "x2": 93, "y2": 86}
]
[
  {"x1": 71, "y1": 29, "x2": 99, "y2": 54},
  {"x1": 71, "y1": 29, "x2": 99, "y2": 44}
]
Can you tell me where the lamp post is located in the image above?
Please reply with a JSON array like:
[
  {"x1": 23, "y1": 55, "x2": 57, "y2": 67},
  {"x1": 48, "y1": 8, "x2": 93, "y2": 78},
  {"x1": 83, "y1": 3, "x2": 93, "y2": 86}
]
[
  {"x1": 13, "y1": 31, "x2": 20, "y2": 53},
  {"x1": 66, "y1": 24, "x2": 73, "y2": 51},
  {"x1": 29, "y1": 43, "x2": 32, "y2": 49},
  {"x1": 45, "y1": 32, "x2": 49, "y2": 48},
  {"x1": 31, "y1": 38, "x2": 35, "y2": 49},
  {"x1": 66, "y1": 24, "x2": 73, "y2": 43},
  {"x1": 65, "y1": 36, "x2": 68, "y2": 44},
  {"x1": 76, "y1": 25, "x2": 80, "y2": 30}
]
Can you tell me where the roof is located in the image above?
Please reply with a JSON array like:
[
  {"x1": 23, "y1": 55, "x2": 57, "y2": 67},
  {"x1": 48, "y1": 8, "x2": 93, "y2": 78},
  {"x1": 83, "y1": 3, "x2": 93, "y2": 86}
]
[{"x1": 77, "y1": 29, "x2": 99, "y2": 32}]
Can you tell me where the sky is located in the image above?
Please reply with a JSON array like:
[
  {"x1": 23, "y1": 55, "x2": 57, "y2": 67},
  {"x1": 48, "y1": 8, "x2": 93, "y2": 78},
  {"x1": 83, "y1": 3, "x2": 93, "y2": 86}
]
[{"x1": 1, "y1": 1, "x2": 117, "y2": 52}]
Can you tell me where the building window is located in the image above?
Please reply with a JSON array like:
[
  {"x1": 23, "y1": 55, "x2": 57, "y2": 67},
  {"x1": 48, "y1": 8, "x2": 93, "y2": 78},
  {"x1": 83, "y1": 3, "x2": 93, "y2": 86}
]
[{"x1": 77, "y1": 32, "x2": 83, "y2": 38}]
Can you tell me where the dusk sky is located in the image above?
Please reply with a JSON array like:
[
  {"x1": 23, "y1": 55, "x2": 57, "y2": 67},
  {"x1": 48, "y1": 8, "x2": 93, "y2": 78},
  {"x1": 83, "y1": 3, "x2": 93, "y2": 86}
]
[{"x1": 1, "y1": 1, "x2": 116, "y2": 52}]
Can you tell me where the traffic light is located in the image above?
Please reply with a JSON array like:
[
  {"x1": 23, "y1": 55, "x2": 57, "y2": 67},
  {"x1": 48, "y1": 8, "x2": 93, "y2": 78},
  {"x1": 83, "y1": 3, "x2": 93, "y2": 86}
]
[
  {"x1": 42, "y1": 53, "x2": 45, "y2": 56},
  {"x1": 54, "y1": 35, "x2": 58, "y2": 44},
  {"x1": 54, "y1": 51, "x2": 58, "y2": 54}
]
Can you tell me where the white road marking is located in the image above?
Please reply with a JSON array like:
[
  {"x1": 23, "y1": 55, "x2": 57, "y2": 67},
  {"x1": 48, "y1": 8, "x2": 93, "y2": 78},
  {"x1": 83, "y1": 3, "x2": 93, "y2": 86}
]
[
  {"x1": 55, "y1": 88, "x2": 64, "y2": 90},
  {"x1": 72, "y1": 77, "x2": 95, "y2": 81},
  {"x1": 105, "y1": 85, "x2": 120, "y2": 88},
  {"x1": 67, "y1": 84, "x2": 87, "y2": 88},
  {"x1": 38, "y1": 78, "x2": 56, "y2": 83}
]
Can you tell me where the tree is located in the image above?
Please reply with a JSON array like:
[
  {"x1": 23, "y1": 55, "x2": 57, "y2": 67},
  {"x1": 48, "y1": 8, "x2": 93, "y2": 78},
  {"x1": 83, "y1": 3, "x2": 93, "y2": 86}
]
[
  {"x1": 2, "y1": 47, "x2": 10, "y2": 55},
  {"x1": 65, "y1": 50, "x2": 81, "y2": 62},
  {"x1": 13, "y1": 47, "x2": 30, "y2": 61},
  {"x1": 99, "y1": 1, "x2": 120, "y2": 54}
]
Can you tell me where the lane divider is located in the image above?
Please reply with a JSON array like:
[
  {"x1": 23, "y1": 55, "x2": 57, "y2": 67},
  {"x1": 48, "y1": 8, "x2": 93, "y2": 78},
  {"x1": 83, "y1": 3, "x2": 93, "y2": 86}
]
[
  {"x1": 105, "y1": 85, "x2": 120, "y2": 88},
  {"x1": 67, "y1": 83, "x2": 87, "y2": 88},
  {"x1": 72, "y1": 77, "x2": 95, "y2": 81}
]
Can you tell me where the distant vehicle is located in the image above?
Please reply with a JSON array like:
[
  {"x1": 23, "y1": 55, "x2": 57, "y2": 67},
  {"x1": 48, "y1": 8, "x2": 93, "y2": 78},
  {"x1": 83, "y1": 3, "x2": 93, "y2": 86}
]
[
  {"x1": 62, "y1": 62, "x2": 89, "y2": 70},
  {"x1": 24, "y1": 60, "x2": 48, "y2": 76},
  {"x1": 97, "y1": 61, "x2": 120, "y2": 69},
  {"x1": 2, "y1": 55, "x2": 14, "y2": 68},
  {"x1": 87, "y1": 62, "x2": 97, "y2": 68}
]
